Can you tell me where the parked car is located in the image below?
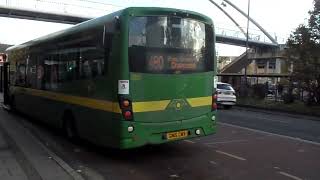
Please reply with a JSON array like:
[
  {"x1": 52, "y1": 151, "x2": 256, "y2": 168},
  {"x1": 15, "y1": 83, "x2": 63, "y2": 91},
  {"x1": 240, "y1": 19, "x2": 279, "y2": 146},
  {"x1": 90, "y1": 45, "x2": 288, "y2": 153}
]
[{"x1": 216, "y1": 82, "x2": 236, "y2": 109}]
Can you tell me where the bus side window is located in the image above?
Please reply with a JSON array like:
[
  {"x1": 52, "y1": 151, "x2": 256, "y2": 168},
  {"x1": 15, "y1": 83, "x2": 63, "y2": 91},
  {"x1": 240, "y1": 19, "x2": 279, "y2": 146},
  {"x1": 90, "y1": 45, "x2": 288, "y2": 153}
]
[
  {"x1": 16, "y1": 63, "x2": 26, "y2": 86},
  {"x1": 104, "y1": 33, "x2": 113, "y2": 75},
  {"x1": 82, "y1": 60, "x2": 92, "y2": 79},
  {"x1": 80, "y1": 27, "x2": 108, "y2": 79},
  {"x1": 36, "y1": 55, "x2": 46, "y2": 90},
  {"x1": 58, "y1": 49, "x2": 80, "y2": 83},
  {"x1": 13, "y1": 49, "x2": 27, "y2": 87},
  {"x1": 26, "y1": 54, "x2": 38, "y2": 89}
]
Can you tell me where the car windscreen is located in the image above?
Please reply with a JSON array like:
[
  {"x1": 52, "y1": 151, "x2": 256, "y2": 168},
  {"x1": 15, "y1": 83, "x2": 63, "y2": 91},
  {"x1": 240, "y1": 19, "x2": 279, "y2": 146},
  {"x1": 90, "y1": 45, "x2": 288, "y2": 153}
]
[
  {"x1": 217, "y1": 84, "x2": 233, "y2": 90},
  {"x1": 128, "y1": 16, "x2": 214, "y2": 74}
]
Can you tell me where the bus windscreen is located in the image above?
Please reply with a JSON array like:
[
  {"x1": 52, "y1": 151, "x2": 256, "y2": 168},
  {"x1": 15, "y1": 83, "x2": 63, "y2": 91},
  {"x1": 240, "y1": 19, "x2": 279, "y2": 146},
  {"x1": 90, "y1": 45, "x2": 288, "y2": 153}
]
[{"x1": 129, "y1": 16, "x2": 214, "y2": 74}]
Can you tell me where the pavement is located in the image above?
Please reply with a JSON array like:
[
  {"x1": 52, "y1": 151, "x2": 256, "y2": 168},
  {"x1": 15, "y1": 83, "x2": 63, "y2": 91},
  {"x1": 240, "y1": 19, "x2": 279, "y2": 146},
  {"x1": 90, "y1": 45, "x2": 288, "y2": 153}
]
[
  {"x1": 0, "y1": 93, "x2": 84, "y2": 180},
  {"x1": 236, "y1": 103, "x2": 320, "y2": 118}
]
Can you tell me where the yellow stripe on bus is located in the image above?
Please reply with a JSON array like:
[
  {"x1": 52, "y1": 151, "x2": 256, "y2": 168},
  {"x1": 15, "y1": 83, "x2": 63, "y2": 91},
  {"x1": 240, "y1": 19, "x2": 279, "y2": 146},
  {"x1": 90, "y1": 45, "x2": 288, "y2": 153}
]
[
  {"x1": 186, "y1": 96, "x2": 212, "y2": 107},
  {"x1": 132, "y1": 100, "x2": 171, "y2": 113},
  {"x1": 132, "y1": 96, "x2": 211, "y2": 112},
  {"x1": 13, "y1": 87, "x2": 121, "y2": 113},
  {"x1": 13, "y1": 87, "x2": 211, "y2": 113}
]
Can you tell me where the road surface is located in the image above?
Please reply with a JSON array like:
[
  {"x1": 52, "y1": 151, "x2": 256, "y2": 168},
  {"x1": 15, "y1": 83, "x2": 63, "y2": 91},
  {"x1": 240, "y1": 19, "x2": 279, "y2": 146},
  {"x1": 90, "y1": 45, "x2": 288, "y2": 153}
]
[{"x1": 1, "y1": 107, "x2": 320, "y2": 180}]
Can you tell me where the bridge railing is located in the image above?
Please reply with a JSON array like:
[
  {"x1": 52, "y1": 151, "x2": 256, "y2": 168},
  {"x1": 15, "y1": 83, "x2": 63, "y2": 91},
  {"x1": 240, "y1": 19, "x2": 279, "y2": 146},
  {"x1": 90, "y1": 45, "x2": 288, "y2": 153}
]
[
  {"x1": 215, "y1": 27, "x2": 274, "y2": 44},
  {"x1": 0, "y1": 0, "x2": 122, "y2": 17},
  {"x1": 0, "y1": 0, "x2": 282, "y2": 45}
]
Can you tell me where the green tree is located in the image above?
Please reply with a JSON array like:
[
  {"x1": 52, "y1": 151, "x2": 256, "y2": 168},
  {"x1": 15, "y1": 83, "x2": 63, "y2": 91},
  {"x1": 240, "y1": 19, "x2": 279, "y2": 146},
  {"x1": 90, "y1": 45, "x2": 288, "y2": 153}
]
[
  {"x1": 309, "y1": 0, "x2": 320, "y2": 43},
  {"x1": 286, "y1": 0, "x2": 320, "y2": 105}
]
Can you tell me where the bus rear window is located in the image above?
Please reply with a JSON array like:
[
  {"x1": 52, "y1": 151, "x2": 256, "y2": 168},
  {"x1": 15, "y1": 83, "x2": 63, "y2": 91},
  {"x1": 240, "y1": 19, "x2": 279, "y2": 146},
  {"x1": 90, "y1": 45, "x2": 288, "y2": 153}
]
[{"x1": 129, "y1": 16, "x2": 214, "y2": 74}]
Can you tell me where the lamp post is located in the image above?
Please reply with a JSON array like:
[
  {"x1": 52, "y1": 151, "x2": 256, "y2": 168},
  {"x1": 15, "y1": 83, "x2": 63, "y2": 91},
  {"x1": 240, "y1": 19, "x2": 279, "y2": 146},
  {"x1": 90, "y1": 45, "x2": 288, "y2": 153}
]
[{"x1": 244, "y1": 0, "x2": 250, "y2": 93}]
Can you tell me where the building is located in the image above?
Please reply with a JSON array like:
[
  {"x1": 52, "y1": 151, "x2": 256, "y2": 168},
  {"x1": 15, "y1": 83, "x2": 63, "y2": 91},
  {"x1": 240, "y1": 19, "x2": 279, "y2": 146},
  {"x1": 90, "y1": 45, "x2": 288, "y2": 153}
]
[
  {"x1": 218, "y1": 45, "x2": 291, "y2": 90},
  {"x1": 0, "y1": 43, "x2": 12, "y2": 65},
  {"x1": 217, "y1": 56, "x2": 237, "y2": 72}
]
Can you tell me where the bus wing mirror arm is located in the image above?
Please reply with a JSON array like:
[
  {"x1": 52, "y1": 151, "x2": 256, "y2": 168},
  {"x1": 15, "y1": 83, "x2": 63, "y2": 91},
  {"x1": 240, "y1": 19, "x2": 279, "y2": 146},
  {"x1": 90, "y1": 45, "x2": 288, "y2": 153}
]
[{"x1": 114, "y1": 16, "x2": 120, "y2": 31}]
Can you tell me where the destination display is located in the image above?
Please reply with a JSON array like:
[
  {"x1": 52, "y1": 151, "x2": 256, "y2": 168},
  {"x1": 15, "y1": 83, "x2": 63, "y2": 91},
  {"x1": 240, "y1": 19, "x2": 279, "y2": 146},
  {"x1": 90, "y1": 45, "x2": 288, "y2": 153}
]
[{"x1": 146, "y1": 53, "x2": 204, "y2": 73}]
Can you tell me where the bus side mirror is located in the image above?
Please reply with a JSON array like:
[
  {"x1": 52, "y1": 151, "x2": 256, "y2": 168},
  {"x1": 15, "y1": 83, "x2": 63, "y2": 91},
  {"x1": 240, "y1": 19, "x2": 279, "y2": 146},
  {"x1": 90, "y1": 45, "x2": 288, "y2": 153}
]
[{"x1": 114, "y1": 16, "x2": 120, "y2": 31}]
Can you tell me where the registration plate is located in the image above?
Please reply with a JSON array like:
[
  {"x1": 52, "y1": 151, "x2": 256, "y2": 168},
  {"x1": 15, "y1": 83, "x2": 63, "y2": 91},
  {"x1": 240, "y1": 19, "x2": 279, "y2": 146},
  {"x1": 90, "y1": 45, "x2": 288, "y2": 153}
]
[{"x1": 166, "y1": 130, "x2": 188, "y2": 140}]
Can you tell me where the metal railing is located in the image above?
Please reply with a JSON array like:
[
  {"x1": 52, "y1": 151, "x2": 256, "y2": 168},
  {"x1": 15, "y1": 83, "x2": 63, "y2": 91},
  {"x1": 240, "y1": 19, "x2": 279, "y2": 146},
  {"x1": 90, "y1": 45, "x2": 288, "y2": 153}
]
[
  {"x1": 0, "y1": 0, "x2": 122, "y2": 17},
  {"x1": 0, "y1": 0, "x2": 282, "y2": 45},
  {"x1": 215, "y1": 27, "x2": 275, "y2": 44}
]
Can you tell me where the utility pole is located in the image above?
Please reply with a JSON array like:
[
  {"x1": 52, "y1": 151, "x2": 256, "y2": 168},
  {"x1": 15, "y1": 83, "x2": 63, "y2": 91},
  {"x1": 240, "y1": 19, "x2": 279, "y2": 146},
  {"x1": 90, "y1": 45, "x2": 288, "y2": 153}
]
[{"x1": 244, "y1": 0, "x2": 250, "y2": 92}]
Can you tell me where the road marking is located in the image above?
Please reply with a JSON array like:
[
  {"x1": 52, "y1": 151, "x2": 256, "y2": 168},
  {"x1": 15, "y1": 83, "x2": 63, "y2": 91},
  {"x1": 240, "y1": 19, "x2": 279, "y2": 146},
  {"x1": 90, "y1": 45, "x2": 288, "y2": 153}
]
[
  {"x1": 257, "y1": 117, "x2": 289, "y2": 124},
  {"x1": 205, "y1": 139, "x2": 249, "y2": 145},
  {"x1": 183, "y1": 140, "x2": 195, "y2": 144},
  {"x1": 169, "y1": 174, "x2": 179, "y2": 178},
  {"x1": 209, "y1": 161, "x2": 218, "y2": 165},
  {"x1": 278, "y1": 171, "x2": 303, "y2": 180},
  {"x1": 215, "y1": 150, "x2": 246, "y2": 161},
  {"x1": 218, "y1": 122, "x2": 320, "y2": 146}
]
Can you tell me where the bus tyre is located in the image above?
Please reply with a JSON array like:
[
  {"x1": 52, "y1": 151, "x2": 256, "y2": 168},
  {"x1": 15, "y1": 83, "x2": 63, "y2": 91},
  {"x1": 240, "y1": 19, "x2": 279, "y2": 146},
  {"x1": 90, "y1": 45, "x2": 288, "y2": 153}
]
[
  {"x1": 63, "y1": 114, "x2": 78, "y2": 141},
  {"x1": 10, "y1": 96, "x2": 16, "y2": 112},
  {"x1": 224, "y1": 105, "x2": 232, "y2": 109}
]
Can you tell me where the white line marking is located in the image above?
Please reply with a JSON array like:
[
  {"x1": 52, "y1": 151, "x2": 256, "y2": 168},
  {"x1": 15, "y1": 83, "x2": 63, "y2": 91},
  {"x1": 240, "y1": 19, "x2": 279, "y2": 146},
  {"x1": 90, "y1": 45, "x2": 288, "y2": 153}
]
[
  {"x1": 258, "y1": 118, "x2": 289, "y2": 124},
  {"x1": 218, "y1": 122, "x2": 320, "y2": 146},
  {"x1": 206, "y1": 139, "x2": 249, "y2": 145},
  {"x1": 278, "y1": 171, "x2": 303, "y2": 180},
  {"x1": 209, "y1": 161, "x2": 218, "y2": 165},
  {"x1": 183, "y1": 140, "x2": 195, "y2": 144},
  {"x1": 215, "y1": 150, "x2": 246, "y2": 161}
]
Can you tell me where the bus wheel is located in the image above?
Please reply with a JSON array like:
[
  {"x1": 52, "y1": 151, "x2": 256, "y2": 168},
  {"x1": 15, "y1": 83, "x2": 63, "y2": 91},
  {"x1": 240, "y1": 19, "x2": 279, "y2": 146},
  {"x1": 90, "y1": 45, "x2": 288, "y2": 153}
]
[
  {"x1": 63, "y1": 113, "x2": 78, "y2": 141},
  {"x1": 9, "y1": 96, "x2": 16, "y2": 112}
]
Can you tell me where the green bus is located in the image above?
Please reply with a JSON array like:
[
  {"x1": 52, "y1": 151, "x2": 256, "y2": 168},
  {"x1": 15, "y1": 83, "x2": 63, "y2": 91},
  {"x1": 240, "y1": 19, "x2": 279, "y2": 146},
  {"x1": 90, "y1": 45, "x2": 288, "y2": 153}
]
[{"x1": 6, "y1": 7, "x2": 217, "y2": 149}]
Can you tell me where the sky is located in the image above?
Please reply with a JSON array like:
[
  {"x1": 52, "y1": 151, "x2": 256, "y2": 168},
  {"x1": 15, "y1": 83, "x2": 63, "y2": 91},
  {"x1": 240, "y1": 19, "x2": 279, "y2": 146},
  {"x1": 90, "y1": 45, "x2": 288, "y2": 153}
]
[{"x1": 0, "y1": 0, "x2": 314, "y2": 56}]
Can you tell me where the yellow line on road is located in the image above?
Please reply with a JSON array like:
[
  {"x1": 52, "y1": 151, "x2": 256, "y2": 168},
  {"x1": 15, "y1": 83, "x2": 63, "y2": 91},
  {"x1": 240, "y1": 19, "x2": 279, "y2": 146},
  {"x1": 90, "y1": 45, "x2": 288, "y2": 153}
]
[
  {"x1": 215, "y1": 150, "x2": 246, "y2": 161},
  {"x1": 278, "y1": 172, "x2": 303, "y2": 180}
]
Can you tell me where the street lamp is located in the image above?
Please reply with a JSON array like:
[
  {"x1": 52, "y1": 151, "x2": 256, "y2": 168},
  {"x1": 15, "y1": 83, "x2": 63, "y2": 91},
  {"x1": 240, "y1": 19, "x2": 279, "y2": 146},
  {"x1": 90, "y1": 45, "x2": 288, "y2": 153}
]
[{"x1": 244, "y1": 0, "x2": 250, "y2": 92}]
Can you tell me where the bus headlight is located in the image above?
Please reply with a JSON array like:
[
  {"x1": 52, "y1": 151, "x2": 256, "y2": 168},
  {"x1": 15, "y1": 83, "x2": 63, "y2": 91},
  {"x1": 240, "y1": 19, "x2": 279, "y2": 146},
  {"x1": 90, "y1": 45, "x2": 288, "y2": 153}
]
[{"x1": 211, "y1": 116, "x2": 216, "y2": 121}]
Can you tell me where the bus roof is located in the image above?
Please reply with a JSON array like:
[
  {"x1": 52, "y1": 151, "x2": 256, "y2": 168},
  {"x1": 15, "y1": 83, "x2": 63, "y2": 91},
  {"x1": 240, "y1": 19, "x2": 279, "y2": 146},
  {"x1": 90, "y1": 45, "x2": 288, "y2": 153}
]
[{"x1": 6, "y1": 7, "x2": 213, "y2": 52}]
